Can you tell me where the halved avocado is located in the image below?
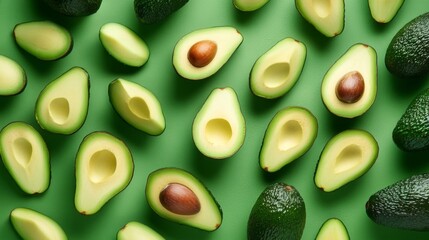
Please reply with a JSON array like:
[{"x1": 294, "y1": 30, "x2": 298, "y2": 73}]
[
  {"x1": 314, "y1": 129, "x2": 379, "y2": 192},
  {"x1": 250, "y1": 38, "x2": 307, "y2": 99},
  {"x1": 10, "y1": 208, "x2": 67, "y2": 240},
  {"x1": 145, "y1": 167, "x2": 222, "y2": 231},
  {"x1": 173, "y1": 26, "x2": 243, "y2": 80},
  {"x1": 42, "y1": 0, "x2": 103, "y2": 16},
  {"x1": 35, "y1": 67, "x2": 90, "y2": 135},
  {"x1": 108, "y1": 78, "x2": 165, "y2": 136},
  {"x1": 233, "y1": 0, "x2": 270, "y2": 11},
  {"x1": 13, "y1": 21, "x2": 72, "y2": 61},
  {"x1": 192, "y1": 87, "x2": 245, "y2": 159},
  {"x1": 316, "y1": 218, "x2": 349, "y2": 240},
  {"x1": 368, "y1": 0, "x2": 404, "y2": 23},
  {"x1": 260, "y1": 107, "x2": 318, "y2": 172},
  {"x1": 117, "y1": 221, "x2": 165, "y2": 240},
  {"x1": 74, "y1": 131, "x2": 133, "y2": 215},
  {"x1": 295, "y1": 0, "x2": 344, "y2": 37},
  {"x1": 321, "y1": 43, "x2": 377, "y2": 118},
  {"x1": 0, "y1": 55, "x2": 26, "y2": 96},
  {"x1": 100, "y1": 23, "x2": 149, "y2": 67},
  {"x1": 0, "y1": 122, "x2": 50, "y2": 194}
]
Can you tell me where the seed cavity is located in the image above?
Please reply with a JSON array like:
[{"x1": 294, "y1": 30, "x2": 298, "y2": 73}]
[
  {"x1": 278, "y1": 120, "x2": 303, "y2": 151},
  {"x1": 159, "y1": 183, "x2": 201, "y2": 215},
  {"x1": 335, "y1": 71, "x2": 365, "y2": 104},
  {"x1": 129, "y1": 97, "x2": 150, "y2": 120},
  {"x1": 334, "y1": 144, "x2": 362, "y2": 174},
  {"x1": 313, "y1": 0, "x2": 331, "y2": 18},
  {"x1": 89, "y1": 150, "x2": 117, "y2": 184},
  {"x1": 187, "y1": 40, "x2": 217, "y2": 68},
  {"x1": 49, "y1": 98, "x2": 70, "y2": 125},
  {"x1": 263, "y1": 62, "x2": 290, "y2": 88},
  {"x1": 205, "y1": 118, "x2": 232, "y2": 146},
  {"x1": 13, "y1": 138, "x2": 33, "y2": 168}
]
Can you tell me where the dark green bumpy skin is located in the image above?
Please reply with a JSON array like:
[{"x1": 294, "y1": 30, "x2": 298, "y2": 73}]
[
  {"x1": 134, "y1": 0, "x2": 189, "y2": 24},
  {"x1": 42, "y1": 0, "x2": 102, "y2": 16},
  {"x1": 385, "y1": 12, "x2": 429, "y2": 78},
  {"x1": 366, "y1": 173, "x2": 429, "y2": 231},
  {"x1": 247, "y1": 183, "x2": 306, "y2": 240}
]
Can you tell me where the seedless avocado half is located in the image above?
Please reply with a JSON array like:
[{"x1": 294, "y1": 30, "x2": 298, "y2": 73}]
[
  {"x1": 315, "y1": 218, "x2": 350, "y2": 240},
  {"x1": 368, "y1": 0, "x2": 404, "y2": 23},
  {"x1": 233, "y1": 0, "x2": 270, "y2": 11},
  {"x1": 0, "y1": 55, "x2": 27, "y2": 96},
  {"x1": 117, "y1": 221, "x2": 165, "y2": 240}
]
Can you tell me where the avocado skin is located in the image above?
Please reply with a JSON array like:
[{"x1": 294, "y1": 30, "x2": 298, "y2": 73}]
[
  {"x1": 385, "y1": 12, "x2": 429, "y2": 78},
  {"x1": 392, "y1": 88, "x2": 429, "y2": 151},
  {"x1": 366, "y1": 173, "x2": 429, "y2": 231},
  {"x1": 42, "y1": 0, "x2": 102, "y2": 16},
  {"x1": 134, "y1": 0, "x2": 188, "y2": 23},
  {"x1": 247, "y1": 183, "x2": 305, "y2": 240}
]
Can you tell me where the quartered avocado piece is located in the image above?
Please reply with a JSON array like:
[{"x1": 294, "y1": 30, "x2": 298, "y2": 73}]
[
  {"x1": 0, "y1": 122, "x2": 50, "y2": 194},
  {"x1": 259, "y1": 107, "x2": 318, "y2": 172},
  {"x1": 233, "y1": 0, "x2": 270, "y2": 11},
  {"x1": 321, "y1": 43, "x2": 377, "y2": 118},
  {"x1": 35, "y1": 67, "x2": 90, "y2": 135},
  {"x1": 13, "y1": 21, "x2": 72, "y2": 61},
  {"x1": 250, "y1": 38, "x2": 307, "y2": 99},
  {"x1": 295, "y1": 0, "x2": 344, "y2": 37},
  {"x1": 42, "y1": 0, "x2": 103, "y2": 16},
  {"x1": 173, "y1": 26, "x2": 243, "y2": 80},
  {"x1": 368, "y1": 0, "x2": 404, "y2": 23},
  {"x1": 117, "y1": 221, "x2": 165, "y2": 240},
  {"x1": 10, "y1": 208, "x2": 67, "y2": 240},
  {"x1": 192, "y1": 87, "x2": 245, "y2": 159},
  {"x1": 145, "y1": 167, "x2": 222, "y2": 231},
  {"x1": 75, "y1": 132, "x2": 134, "y2": 215},
  {"x1": 0, "y1": 55, "x2": 27, "y2": 96},
  {"x1": 314, "y1": 129, "x2": 379, "y2": 192},
  {"x1": 100, "y1": 23, "x2": 149, "y2": 67},
  {"x1": 108, "y1": 78, "x2": 165, "y2": 136},
  {"x1": 134, "y1": 0, "x2": 189, "y2": 24},
  {"x1": 316, "y1": 218, "x2": 349, "y2": 240}
]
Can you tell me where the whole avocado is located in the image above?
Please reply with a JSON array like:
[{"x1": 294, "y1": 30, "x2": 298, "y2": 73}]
[
  {"x1": 42, "y1": 0, "x2": 102, "y2": 16},
  {"x1": 134, "y1": 0, "x2": 189, "y2": 24},
  {"x1": 385, "y1": 12, "x2": 429, "y2": 78}
]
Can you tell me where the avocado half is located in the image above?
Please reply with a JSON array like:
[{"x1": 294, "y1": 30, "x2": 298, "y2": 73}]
[
  {"x1": 368, "y1": 0, "x2": 404, "y2": 23},
  {"x1": 117, "y1": 221, "x2": 165, "y2": 240},
  {"x1": 233, "y1": 0, "x2": 270, "y2": 11},
  {"x1": 0, "y1": 55, "x2": 27, "y2": 96},
  {"x1": 315, "y1": 218, "x2": 349, "y2": 240}
]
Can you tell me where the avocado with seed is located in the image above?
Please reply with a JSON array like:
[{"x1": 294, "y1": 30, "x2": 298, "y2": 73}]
[
  {"x1": 109, "y1": 78, "x2": 165, "y2": 136},
  {"x1": 321, "y1": 43, "x2": 377, "y2": 118},
  {"x1": 75, "y1": 131, "x2": 134, "y2": 215},
  {"x1": 146, "y1": 167, "x2": 222, "y2": 231},
  {"x1": 314, "y1": 129, "x2": 379, "y2": 192},
  {"x1": 35, "y1": 67, "x2": 89, "y2": 135},
  {"x1": 42, "y1": 0, "x2": 102, "y2": 16},
  {"x1": 295, "y1": 0, "x2": 344, "y2": 37},
  {"x1": 192, "y1": 87, "x2": 245, "y2": 159},
  {"x1": 247, "y1": 182, "x2": 306, "y2": 240},
  {"x1": 11, "y1": 208, "x2": 67, "y2": 240},
  {"x1": 233, "y1": 0, "x2": 270, "y2": 11},
  {"x1": 173, "y1": 26, "x2": 243, "y2": 80},
  {"x1": 259, "y1": 106, "x2": 318, "y2": 172},
  {"x1": 0, "y1": 55, "x2": 26, "y2": 96},
  {"x1": 368, "y1": 0, "x2": 404, "y2": 23},
  {"x1": 250, "y1": 37, "x2": 307, "y2": 99},
  {"x1": 0, "y1": 122, "x2": 50, "y2": 194},
  {"x1": 316, "y1": 218, "x2": 349, "y2": 240},
  {"x1": 13, "y1": 21, "x2": 72, "y2": 61},
  {"x1": 134, "y1": 0, "x2": 188, "y2": 24},
  {"x1": 117, "y1": 221, "x2": 165, "y2": 240}
]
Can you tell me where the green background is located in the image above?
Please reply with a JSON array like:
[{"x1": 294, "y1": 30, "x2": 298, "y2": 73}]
[{"x1": 1, "y1": 0, "x2": 429, "y2": 239}]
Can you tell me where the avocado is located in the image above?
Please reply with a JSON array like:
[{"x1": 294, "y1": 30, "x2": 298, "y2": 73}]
[
  {"x1": 134, "y1": 0, "x2": 188, "y2": 24},
  {"x1": 295, "y1": 0, "x2": 344, "y2": 37},
  {"x1": 321, "y1": 43, "x2": 377, "y2": 118},
  {"x1": 233, "y1": 0, "x2": 270, "y2": 11},
  {"x1": 247, "y1": 182, "x2": 306, "y2": 240},
  {"x1": 145, "y1": 167, "x2": 222, "y2": 231},
  {"x1": 250, "y1": 37, "x2": 306, "y2": 99},
  {"x1": 42, "y1": 0, "x2": 102, "y2": 16},
  {"x1": 385, "y1": 12, "x2": 429, "y2": 78},
  {"x1": 173, "y1": 26, "x2": 243, "y2": 80},
  {"x1": 74, "y1": 131, "x2": 133, "y2": 215},
  {"x1": 192, "y1": 87, "x2": 245, "y2": 159},
  {"x1": 393, "y1": 88, "x2": 429, "y2": 151},
  {"x1": 117, "y1": 221, "x2": 165, "y2": 240},
  {"x1": 0, "y1": 55, "x2": 26, "y2": 96},
  {"x1": 366, "y1": 173, "x2": 429, "y2": 230},
  {"x1": 368, "y1": 0, "x2": 404, "y2": 23},
  {"x1": 13, "y1": 21, "x2": 72, "y2": 61},
  {"x1": 259, "y1": 106, "x2": 318, "y2": 172},
  {"x1": 100, "y1": 23, "x2": 149, "y2": 67},
  {"x1": 35, "y1": 67, "x2": 89, "y2": 135},
  {"x1": 316, "y1": 218, "x2": 349, "y2": 240},
  {"x1": 10, "y1": 208, "x2": 67, "y2": 240},
  {"x1": 108, "y1": 79, "x2": 166, "y2": 136},
  {"x1": 314, "y1": 129, "x2": 379, "y2": 192},
  {"x1": 0, "y1": 122, "x2": 50, "y2": 194}
]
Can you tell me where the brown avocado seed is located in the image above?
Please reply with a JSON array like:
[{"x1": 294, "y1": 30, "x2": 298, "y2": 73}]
[
  {"x1": 335, "y1": 71, "x2": 365, "y2": 103},
  {"x1": 187, "y1": 40, "x2": 217, "y2": 68},
  {"x1": 159, "y1": 183, "x2": 201, "y2": 215}
]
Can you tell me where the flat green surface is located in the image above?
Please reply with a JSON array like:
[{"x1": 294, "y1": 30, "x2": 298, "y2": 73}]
[{"x1": 1, "y1": 0, "x2": 429, "y2": 239}]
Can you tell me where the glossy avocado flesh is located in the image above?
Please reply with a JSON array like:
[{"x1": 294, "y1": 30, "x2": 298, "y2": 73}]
[
  {"x1": 250, "y1": 38, "x2": 306, "y2": 99},
  {"x1": 366, "y1": 173, "x2": 429, "y2": 230},
  {"x1": 173, "y1": 26, "x2": 243, "y2": 80},
  {"x1": 259, "y1": 106, "x2": 318, "y2": 172},
  {"x1": 43, "y1": 0, "x2": 102, "y2": 16},
  {"x1": 145, "y1": 167, "x2": 222, "y2": 231},
  {"x1": 117, "y1": 221, "x2": 165, "y2": 240},
  {"x1": 316, "y1": 218, "x2": 349, "y2": 240},
  {"x1": 75, "y1": 132, "x2": 134, "y2": 215},
  {"x1": 0, "y1": 122, "x2": 50, "y2": 194},
  {"x1": 247, "y1": 182, "x2": 305, "y2": 240},
  {"x1": 134, "y1": 0, "x2": 188, "y2": 23},
  {"x1": 314, "y1": 129, "x2": 379, "y2": 192},
  {"x1": 321, "y1": 43, "x2": 377, "y2": 118},
  {"x1": 233, "y1": 0, "x2": 270, "y2": 11},
  {"x1": 368, "y1": 0, "x2": 404, "y2": 23},
  {"x1": 0, "y1": 55, "x2": 26, "y2": 96}
]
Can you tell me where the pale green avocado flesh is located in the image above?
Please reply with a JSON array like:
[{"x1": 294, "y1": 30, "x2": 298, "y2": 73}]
[
  {"x1": 316, "y1": 218, "x2": 349, "y2": 240},
  {"x1": 0, "y1": 55, "x2": 26, "y2": 96},
  {"x1": 233, "y1": 0, "x2": 270, "y2": 11},
  {"x1": 117, "y1": 221, "x2": 165, "y2": 240},
  {"x1": 369, "y1": 0, "x2": 404, "y2": 23}
]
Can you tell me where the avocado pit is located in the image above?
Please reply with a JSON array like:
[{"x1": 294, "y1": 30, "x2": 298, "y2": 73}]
[
  {"x1": 159, "y1": 183, "x2": 201, "y2": 215},
  {"x1": 335, "y1": 71, "x2": 364, "y2": 103},
  {"x1": 187, "y1": 40, "x2": 217, "y2": 68}
]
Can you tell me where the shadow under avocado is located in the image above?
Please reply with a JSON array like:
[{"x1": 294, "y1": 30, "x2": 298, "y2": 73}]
[
  {"x1": 387, "y1": 72, "x2": 429, "y2": 98},
  {"x1": 248, "y1": 91, "x2": 284, "y2": 115},
  {"x1": 364, "y1": 215, "x2": 429, "y2": 240},
  {"x1": 189, "y1": 141, "x2": 231, "y2": 179},
  {"x1": 395, "y1": 147, "x2": 429, "y2": 173}
]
